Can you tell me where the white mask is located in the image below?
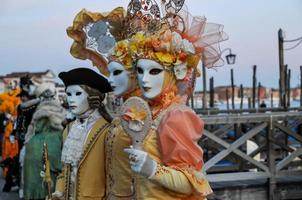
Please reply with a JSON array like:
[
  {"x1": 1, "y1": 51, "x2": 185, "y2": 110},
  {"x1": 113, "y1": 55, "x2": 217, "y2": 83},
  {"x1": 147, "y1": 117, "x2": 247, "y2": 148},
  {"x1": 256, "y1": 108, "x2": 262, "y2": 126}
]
[
  {"x1": 136, "y1": 59, "x2": 165, "y2": 99},
  {"x1": 28, "y1": 84, "x2": 37, "y2": 96},
  {"x1": 66, "y1": 85, "x2": 89, "y2": 116},
  {"x1": 108, "y1": 61, "x2": 131, "y2": 97}
]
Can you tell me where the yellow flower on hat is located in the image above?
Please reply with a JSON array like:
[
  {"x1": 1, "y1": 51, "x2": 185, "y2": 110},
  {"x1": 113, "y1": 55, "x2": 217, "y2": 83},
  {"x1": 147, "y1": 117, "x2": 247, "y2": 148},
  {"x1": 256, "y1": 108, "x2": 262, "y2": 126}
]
[
  {"x1": 114, "y1": 40, "x2": 129, "y2": 57},
  {"x1": 155, "y1": 52, "x2": 175, "y2": 66},
  {"x1": 110, "y1": 39, "x2": 133, "y2": 70}
]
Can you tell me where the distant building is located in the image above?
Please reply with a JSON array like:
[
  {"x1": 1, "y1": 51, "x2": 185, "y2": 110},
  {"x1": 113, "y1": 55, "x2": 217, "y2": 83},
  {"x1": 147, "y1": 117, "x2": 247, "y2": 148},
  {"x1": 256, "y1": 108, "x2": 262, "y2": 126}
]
[
  {"x1": 0, "y1": 70, "x2": 65, "y2": 100},
  {"x1": 291, "y1": 87, "x2": 301, "y2": 100},
  {"x1": 214, "y1": 86, "x2": 239, "y2": 101},
  {"x1": 271, "y1": 89, "x2": 280, "y2": 100},
  {"x1": 1, "y1": 69, "x2": 56, "y2": 90}
]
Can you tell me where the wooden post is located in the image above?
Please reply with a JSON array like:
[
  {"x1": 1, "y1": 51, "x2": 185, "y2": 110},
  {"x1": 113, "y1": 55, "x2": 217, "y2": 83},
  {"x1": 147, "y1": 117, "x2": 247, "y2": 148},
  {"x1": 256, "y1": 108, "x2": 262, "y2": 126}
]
[
  {"x1": 267, "y1": 122, "x2": 276, "y2": 200},
  {"x1": 248, "y1": 97, "x2": 251, "y2": 109},
  {"x1": 284, "y1": 65, "x2": 288, "y2": 109},
  {"x1": 202, "y1": 57, "x2": 207, "y2": 109},
  {"x1": 210, "y1": 77, "x2": 214, "y2": 108},
  {"x1": 231, "y1": 69, "x2": 235, "y2": 110},
  {"x1": 279, "y1": 79, "x2": 281, "y2": 107},
  {"x1": 278, "y1": 29, "x2": 285, "y2": 108},
  {"x1": 252, "y1": 65, "x2": 257, "y2": 108},
  {"x1": 258, "y1": 82, "x2": 261, "y2": 108},
  {"x1": 240, "y1": 84, "x2": 244, "y2": 109},
  {"x1": 287, "y1": 69, "x2": 291, "y2": 108},
  {"x1": 271, "y1": 91, "x2": 274, "y2": 108},
  {"x1": 300, "y1": 66, "x2": 302, "y2": 107},
  {"x1": 226, "y1": 88, "x2": 230, "y2": 111},
  {"x1": 299, "y1": 66, "x2": 302, "y2": 137}
]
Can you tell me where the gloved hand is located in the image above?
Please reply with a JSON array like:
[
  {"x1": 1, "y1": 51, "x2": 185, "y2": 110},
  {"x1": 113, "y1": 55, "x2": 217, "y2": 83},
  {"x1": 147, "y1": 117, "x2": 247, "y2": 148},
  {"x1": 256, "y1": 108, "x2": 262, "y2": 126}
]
[
  {"x1": 49, "y1": 191, "x2": 64, "y2": 200},
  {"x1": 124, "y1": 147, "x2": 157, "y2": 178}
]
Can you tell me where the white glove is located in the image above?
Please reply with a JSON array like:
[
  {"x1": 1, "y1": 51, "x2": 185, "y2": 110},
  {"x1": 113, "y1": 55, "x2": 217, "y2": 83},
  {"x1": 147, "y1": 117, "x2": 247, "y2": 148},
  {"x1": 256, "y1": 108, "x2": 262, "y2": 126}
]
[
  {"x1": 124, "y1": 147, "x2": 157, "y2": 178},
  {"x1": 51, "y1": 191, "x2": 64, "y2": 200}
]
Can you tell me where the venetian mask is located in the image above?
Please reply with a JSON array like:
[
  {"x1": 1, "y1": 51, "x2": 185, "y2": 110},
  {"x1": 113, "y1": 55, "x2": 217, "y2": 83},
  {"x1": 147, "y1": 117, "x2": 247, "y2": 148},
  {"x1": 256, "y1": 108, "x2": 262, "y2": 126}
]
[
  {"x1": 108, "y1": 61, "x2": 134, "y2": 97},
  {"x1": 136, "y1": 59, "x2": 165, "y2": 99},
  {"x1": 66, "y1": 85, "x2": 89, "y2": 116}
]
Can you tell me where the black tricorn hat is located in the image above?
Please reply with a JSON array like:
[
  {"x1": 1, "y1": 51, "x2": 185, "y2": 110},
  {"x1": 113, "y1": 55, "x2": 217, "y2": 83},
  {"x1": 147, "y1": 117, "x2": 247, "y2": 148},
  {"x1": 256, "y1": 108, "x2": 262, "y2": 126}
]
[{"x1": 59, "y1": 68, "x2": 112, "y2": 93}]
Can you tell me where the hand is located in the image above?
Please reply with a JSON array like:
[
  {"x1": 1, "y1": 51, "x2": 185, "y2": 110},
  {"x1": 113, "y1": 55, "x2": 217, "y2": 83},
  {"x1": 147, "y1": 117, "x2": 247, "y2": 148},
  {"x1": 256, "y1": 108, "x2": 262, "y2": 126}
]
[
  {"x1": 50, "y1": 191, "x2": 64, "y2": 200},
  {"x1": 124, "y1": 147, "x2": 157, "y2": 178}
]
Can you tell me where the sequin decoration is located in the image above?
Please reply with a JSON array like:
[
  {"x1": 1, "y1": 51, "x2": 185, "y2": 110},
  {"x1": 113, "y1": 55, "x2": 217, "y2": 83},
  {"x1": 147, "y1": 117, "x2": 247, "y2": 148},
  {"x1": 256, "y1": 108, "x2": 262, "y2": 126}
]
[
  {"x1": 84, "y1": 20, "x2": 116, "y2": 55},
  {"x1": 126, "y1": 0, "x2": 161, "y2": 34}
]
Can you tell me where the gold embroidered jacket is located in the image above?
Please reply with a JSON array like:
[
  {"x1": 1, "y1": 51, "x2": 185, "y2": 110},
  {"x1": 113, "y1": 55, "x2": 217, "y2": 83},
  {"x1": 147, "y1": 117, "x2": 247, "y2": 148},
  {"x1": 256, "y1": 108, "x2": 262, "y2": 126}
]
[{"x1": 56, "y1": 117, "x2": 111, "y2": 200}]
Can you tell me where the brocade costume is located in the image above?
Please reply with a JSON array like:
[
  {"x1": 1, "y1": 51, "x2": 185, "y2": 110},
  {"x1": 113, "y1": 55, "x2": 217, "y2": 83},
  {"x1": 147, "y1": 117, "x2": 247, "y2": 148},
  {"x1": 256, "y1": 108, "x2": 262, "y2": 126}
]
[{"x1": 55, "y1": 112, "x2": 111, "y2": 200}]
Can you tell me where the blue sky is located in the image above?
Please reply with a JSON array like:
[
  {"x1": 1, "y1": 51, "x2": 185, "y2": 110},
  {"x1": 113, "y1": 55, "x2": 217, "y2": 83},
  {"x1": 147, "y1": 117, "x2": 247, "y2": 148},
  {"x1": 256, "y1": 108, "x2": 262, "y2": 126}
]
[{"x1": 0, "y1": 0, "x2": 302, "y2": 90}]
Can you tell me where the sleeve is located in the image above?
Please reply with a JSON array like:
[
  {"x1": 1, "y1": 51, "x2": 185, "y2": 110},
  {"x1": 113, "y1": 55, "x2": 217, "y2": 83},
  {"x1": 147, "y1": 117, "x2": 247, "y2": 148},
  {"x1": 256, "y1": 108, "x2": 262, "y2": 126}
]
[
  {"x1": 149, "y1": 163, "x2": 192, "y2": 195},
  {"x1": 153, "y1": 109, "x2": 212, "y2": 197},
  {"x1": 54, "y1": 126, "x2": 70, "y2": 194}
]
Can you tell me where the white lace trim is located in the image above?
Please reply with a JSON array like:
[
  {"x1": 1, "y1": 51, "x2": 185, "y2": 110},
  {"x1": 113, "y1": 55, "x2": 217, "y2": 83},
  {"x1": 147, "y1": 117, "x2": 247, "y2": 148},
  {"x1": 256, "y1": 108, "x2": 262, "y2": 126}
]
[{"x1": 61, "y1": 109, "x2": 101, "y2": 167}]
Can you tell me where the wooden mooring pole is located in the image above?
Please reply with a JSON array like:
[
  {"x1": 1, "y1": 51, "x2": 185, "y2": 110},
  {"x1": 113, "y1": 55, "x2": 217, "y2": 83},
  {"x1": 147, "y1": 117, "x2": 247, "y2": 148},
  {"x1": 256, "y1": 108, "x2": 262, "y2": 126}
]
[
  {"x1": 258, "y1": 82, "x2": 261, "y2": 107},
  {"x1": 278, "y1": 29, "x2": 285, "y2": 108},
  {"x1": 202, "y1": 57, "x2": 207, "y2": 109},
  {"x1": 252, "y1": 65, "x2": 257, "y2": 108},
  {"x1": 226, "y1": 88, "x2": 230, "y2": 111},
  {"x1": 284, "y1": 64, "x2": 288, "y2": 110},
  {"x1": 287, "y1": 69, "x2": 291, "y2": 108},
  {"x1": 231, "y1": 69, "x2": 235, "y2": 109},
  {"x1": 300, "y1": 66, "x2": 302, "y2": 107},
  {"x1": 210, "y1": 77, "x2": 214, "y2": 108},
  {"x1": 240, "y1": 84, "x2": 243, "y2": 109}
]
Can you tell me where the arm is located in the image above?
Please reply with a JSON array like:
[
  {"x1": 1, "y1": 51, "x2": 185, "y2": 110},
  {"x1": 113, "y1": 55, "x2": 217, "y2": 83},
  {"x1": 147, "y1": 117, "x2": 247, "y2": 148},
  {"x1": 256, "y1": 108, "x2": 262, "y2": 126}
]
[{"x1": 124, "y1": 108, "x2": 212, "y2": 197}]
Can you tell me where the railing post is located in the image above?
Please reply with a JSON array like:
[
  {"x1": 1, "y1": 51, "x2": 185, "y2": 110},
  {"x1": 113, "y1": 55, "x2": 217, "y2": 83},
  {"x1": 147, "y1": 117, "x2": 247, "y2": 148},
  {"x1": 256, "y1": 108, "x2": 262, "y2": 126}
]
[{"x1": 267, "y1": 117, "x2": 276, "y2": 200}]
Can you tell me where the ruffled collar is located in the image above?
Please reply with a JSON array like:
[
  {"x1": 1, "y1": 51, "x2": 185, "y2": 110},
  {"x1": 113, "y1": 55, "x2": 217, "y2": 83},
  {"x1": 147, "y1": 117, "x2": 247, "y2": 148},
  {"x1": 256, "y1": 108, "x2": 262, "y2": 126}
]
[
  {"x1": 61, "y1": 109, "x2": 101, "y2": 167},
  {"x1": 148, "y1": 85, "x2": 182, "y2": 119}
]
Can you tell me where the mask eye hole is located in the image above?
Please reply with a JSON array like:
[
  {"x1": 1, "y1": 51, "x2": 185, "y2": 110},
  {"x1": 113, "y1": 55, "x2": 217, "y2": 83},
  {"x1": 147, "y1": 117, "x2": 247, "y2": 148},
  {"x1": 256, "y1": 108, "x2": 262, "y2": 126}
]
[
  {"x1": 66, "y1": 92, "x2": 71, "y2": 96},
  {"x1": 75, "y1": 92, "x2": 82, "y2": 96},
  {"x1": 137, "y1": 67, "x2": 143, "y2": 74},
  {"x1": 149, "y1": 68, "x2": 163, "y2": 75},
  {"x1": 113, "y1": 70, "x2": 123, "y2": 76}
]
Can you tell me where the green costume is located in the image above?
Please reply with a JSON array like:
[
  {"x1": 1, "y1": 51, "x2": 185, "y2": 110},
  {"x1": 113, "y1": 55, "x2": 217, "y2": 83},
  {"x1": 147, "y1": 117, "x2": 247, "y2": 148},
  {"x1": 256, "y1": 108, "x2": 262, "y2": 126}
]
[{"x1": 23, "y1": 100, "x2": 65, "y2": 200}]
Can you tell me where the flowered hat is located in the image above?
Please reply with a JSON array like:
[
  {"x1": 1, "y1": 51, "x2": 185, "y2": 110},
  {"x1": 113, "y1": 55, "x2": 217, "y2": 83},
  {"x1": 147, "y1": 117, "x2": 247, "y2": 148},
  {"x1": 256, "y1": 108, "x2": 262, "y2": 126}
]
[{"x1": 127, "y1": 0, "x2": 228, "y2": 79}]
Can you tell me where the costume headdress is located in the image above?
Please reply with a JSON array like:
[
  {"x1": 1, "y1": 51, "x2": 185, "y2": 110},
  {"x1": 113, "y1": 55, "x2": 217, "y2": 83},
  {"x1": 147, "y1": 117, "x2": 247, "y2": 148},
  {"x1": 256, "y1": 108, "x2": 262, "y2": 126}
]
[
  {"x1": 127, "y1": 0, "x2": 228, "y2": 75},
  {"x1": 124, "y1": 0, "x2": 227, "y2": 100},
  {"x1": 67, "y1": 1, "x2": 227, "y2": 93},
  {"x1": 67, "y1": 7, "x2": 130, "y2": 76}
]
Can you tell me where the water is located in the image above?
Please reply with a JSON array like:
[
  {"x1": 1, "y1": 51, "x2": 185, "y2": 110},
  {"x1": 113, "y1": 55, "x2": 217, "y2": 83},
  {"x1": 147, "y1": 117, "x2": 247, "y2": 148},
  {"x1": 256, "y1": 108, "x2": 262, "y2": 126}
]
[{"x1": 193, "y1": 99, "x2": 301, "y2": 110}]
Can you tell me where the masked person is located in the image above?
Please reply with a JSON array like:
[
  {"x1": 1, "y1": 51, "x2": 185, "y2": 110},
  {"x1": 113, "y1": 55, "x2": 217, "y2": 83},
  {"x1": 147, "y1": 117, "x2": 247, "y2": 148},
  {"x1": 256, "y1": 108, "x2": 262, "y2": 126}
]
[
  {"x1": 121, "y1": 0, "x2": 228, "y2": 199},
  {"x1": 53, "y1": 68, "x2": 112, "y2": 200},
  {"x1": 16, "y1": 76, "x2": 41, "y2": 198},
  {"x1": 0, "y1": 86, "x2": 20, "y2": 192},
  {"x1": 66, "y1": 8, "x2": 141, "y2": 199},
  {"x1": 22, "y1": 82, "x2": 65, "y2": 200}
]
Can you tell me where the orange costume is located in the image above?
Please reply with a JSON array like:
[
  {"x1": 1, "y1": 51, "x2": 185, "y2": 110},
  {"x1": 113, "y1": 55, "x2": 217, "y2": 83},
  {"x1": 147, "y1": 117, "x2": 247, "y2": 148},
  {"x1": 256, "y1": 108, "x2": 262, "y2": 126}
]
[
  {"x1": 118, "y1": 0, "x2": 227, "y2": 199},
  {"x1": 0, "y1": 89, "x2": 20, "y2": 160},
  {"x1": 0, "y1": 89, "x2": 21, "y2": 175}
]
